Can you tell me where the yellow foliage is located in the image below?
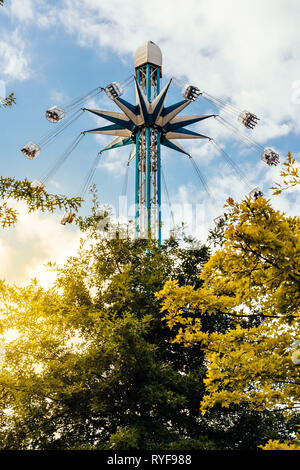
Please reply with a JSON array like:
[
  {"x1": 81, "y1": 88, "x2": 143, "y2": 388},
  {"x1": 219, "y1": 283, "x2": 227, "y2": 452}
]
[
  {"x1": 271, "y1": 152, "x2": 300, "y2": 195},
  {"x1": 260, "y1": 435, "x2": 300, "y2": 450},
  {"x1": 157, "y1": 154, "x2": 300, "y2": 423}
]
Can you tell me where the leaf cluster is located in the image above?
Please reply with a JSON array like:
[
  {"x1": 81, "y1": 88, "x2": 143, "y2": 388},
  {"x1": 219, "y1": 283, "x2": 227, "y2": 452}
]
[
  {"x1": 157, "y1": 154, "x2": 300, "y2": 430},
  {"x1": 0, "y1": 177, "x2": 82, "y2": 227}
]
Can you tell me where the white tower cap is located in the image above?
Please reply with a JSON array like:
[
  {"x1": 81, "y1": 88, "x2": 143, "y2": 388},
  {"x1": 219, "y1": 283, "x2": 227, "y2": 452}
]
[{"x1": 134, "y1": 41, "x2": 162, "y2": 75}]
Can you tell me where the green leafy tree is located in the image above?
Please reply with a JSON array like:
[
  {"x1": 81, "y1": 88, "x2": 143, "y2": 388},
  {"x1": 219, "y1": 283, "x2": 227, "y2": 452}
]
[
  {"x1": 156, "y1": 154, "x2": 300, "y2": 449},
  {"x1": 0, "y1": 209, "x2": 297, "y2": 450},
  {"x1": 0, "y1": 177, "x2": 82, "y2": 227},
  {"x1": 0, "y1": 235, "x2": 215, "y2": 450},
  {"x1": 271, "y1": 152, "x2": 300, "y2": 194},
  {"x1": 260, "y1": 429, "x2": 300, "y2": 450}
]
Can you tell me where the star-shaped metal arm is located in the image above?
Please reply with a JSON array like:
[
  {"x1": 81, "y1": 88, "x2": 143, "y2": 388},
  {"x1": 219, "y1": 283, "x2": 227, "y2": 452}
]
[
  {"x1": 83, "y1": 72, "x2": 218, "y2": 244},
  {"x1": 83, "y1": 76, "x2": 215, "y2": 156}
]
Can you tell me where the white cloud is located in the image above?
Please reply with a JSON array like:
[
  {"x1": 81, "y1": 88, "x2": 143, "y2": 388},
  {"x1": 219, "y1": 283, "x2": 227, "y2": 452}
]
[
  {"x1": 47, "y1": 0, "x2": 300, "y2": 141},
  {"x1": 1, "y1": 0, "x2": 298, "y2": 260},
  {"x1": 98, "y1": 144, "x2": 131, "y2": 177},
  {"x1": 4, "y1": 0, "x2": 298, "y2": 172},
  {"x1": 0, "y1": 29, "x2": 31, "y2": 81},
  {"x1": 0, "y1": 202, "x2": 81, "y2": 288},
  {"x1": 6, "y1": 0, "x2": 56, "y2": 28},
  {"x1": 9, "y1": 0, "x2": 35, "y2": 22},
  {"x1": 4, "y1": 0, "x2": 300, "y2": 138}
]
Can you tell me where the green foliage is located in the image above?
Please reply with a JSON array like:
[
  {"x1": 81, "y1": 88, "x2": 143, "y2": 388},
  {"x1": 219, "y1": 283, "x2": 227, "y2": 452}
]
[
  {"x1": 0, "y1": 223, "x2": 297, "y2": 450},
  {"x1": 157, "y1": 156, "x2": 300, "y2": 427},
  {"x1": 271, "y1": 152, "x2": 300, "y2": 195},
  {"x1": 0, "y1": 156, "x2": 299, "y2": 449},
  {"x1": 207, "y1": 212, "x2": 229, "y2": 248},
  {"x1": 0, "y1": 177, "x2": 82, "y2": 227},
  {"x1": 0, "y1": 93, "x2": 16, "y2": 109},
  {"x1": 260, "y1": 431, "x2": 300, "y2": 450},
  {"x1": 0, "y1": 92, "x2": 15, "y2": 108},
  {"x1": 0, "y1": 240, "x2": 213, "y2": 450}
]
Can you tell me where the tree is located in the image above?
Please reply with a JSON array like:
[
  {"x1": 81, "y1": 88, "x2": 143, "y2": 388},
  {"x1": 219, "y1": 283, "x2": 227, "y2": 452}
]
[
  {"x1": 0, "y1": 234, "x2": 216, "y2": 450},
  {"x1": 0, "y1": 177, "x2": 82, "y2": 227},
  {"x1": 271, "y1": 151, "x2": 300, "y2": 195},
  {"x1": 260, "y1": 429, "x2": 300, "y2": 450},
  {"x1": 156, "y1": 154, "x2": 300, "y2": 448},
  {"x1": 0, "y1": 93, "x2": 16, "y2": 109},
  {"x1": 0, "y1": 208, "x2": 297, "y2": 450}
]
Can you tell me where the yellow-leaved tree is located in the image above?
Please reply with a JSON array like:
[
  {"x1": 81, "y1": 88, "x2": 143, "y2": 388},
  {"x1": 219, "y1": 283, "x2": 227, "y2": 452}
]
[{"x1": 156, "y1": 153, "x2": 300, "y2": 450}]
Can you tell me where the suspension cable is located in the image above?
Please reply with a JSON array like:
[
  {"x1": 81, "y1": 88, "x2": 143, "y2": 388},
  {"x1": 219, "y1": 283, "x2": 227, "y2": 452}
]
[
  {"x1": 200, "y1": 96, "x2": 240, "y2": 122},
  {"x1": 39, "y1": 109, "x2": 81, "y2": 146},
  {"x1": 172, "y1": 77, "x2": 261, "y2": 129},
  {"x1": 79, "y1": 151, "x2": 102, "y2": 199},
  {"x1": 201, "y1": 92, "x2": 242, "y2": 116},
  {"x1": 64, "y1": 87, "x2": 104, "y2": 113},
  {"x1": 119, "y1": 74, "x2": 134, "y2": 89},
  {"x1": 38, "y1": 109, "x2": 86, "y2": 149},
  {"x1": 39, "y1": 76, "x2": 134, "y2": 151},
  {"x1": 210, "y1": 139, "x2": 252, "y2": 190},
  {"x1": 62, "y1": 74, "x2": 133, "y2": 114},
  {"x1": 40, "y1": 133, "x2": 85, "y2": 184},
  {"x1": 187, "y1": 154, "x2": 218, "y2": 208},
  {"x1": 172, "y1": 76, "x2": 241, "y2": 114},
  {"x1": 161, "y1": 167, "x2": 176, "y2": 231},
  {"x1": 214, "y1": 115, "x2": 263, "y2": 151}
]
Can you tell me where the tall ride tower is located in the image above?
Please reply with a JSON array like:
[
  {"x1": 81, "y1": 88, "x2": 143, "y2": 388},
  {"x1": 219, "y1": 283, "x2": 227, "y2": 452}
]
[
  {"x1": 23, "y1": 42, "x2": 278, "y2": 238},
  {"x1": 83, "y1": 41, "x2": 214, "y2": 244},
  {"x1": 134, "y1": 41, "x2": 162, "y2": 241}
]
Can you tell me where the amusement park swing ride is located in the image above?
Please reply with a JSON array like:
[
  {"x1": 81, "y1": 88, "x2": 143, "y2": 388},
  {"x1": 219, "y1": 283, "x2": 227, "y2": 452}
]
[{"x1": 21, "y1": 41, "x2": 280, "y2": 243}]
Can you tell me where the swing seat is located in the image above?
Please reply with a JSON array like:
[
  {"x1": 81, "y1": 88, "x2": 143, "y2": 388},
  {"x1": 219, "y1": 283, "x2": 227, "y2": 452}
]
[
  {"x1": 238, "y1": 110, "x2": 259, "y2": 129},
  {"x1": 46, "y1": 106, "x2": 65, "y2": 123},
  {"x1": 60, "y1": 211, "x2": 75, "y2": 225},
  {"x1": 214, "y1": 215, "x2": 226, "y2": 228},
  {"x1": 105, "y1": 82, "x2": 123, "y2": 100},
  {"x1": 21, "y1": 142, "x2": 41, "y2": 160},
  {"x1": 261, "y1": 148, "x2": 280, "y2": 166},
  {"x1": 249, "y1": 186, "x2": 264, "y2": 200},
  {"x1": 182, "y1": 84, "x2": 201, "y2": 101},
  {"x1": 31, "y1": 180, "x2": 45, "y2": 191}
]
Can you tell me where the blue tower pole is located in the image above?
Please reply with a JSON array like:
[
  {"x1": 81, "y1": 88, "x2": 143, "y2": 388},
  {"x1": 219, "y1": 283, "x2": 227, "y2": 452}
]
[
  {"x1": 84, "y1": 41, "x2": 211, "y2": 245},
  {"x1": 145, "y1": 126, "x2": 151, "y2": 235},
  {"x1": 135, "y1": 130, "x2": 140, "y2": 238},
  {"x1": 146, "y1": 63, "x2": 151, "y2": 237},
  {"x1": 156, "y1": 67, "x2": 162, "y2": 244},
  {"x1": 157, "y1": 132, "x2": 162, "y2": 244},
  {"x1": 135, "y1": 67, "x2": 141, "y2": 238},
  {"x1": 135, "y1": 42, "x2": 162, "y2": 243}
]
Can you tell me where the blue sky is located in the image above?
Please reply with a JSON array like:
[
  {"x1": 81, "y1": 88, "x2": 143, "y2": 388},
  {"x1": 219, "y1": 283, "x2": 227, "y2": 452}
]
[{"x1": 0, "y1": 0, "x2": 299, "y2": 286}]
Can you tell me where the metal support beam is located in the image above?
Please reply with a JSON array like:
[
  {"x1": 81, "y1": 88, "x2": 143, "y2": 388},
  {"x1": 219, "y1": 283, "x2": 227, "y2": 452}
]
[
  {"x1": 135, "y1": 63, "x2": 161, "y2": 241},
  {"x1": 146, "y1": 126, "x2": 151, "y2": 236},
  {"x1": 157, "y1": 132, "x2": 162, "y2": 244},
  {"x1": 135, "y1": 130, "x2": 140, "y2": 237}
]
